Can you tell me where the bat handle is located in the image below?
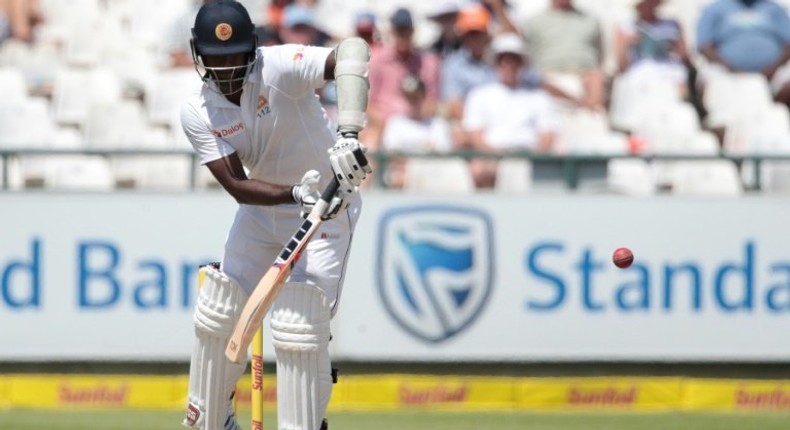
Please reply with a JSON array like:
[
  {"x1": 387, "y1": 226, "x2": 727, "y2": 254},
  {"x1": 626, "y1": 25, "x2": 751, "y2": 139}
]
[{"x1": 320, "y1": 177, "x2": 340, "y2": 203}]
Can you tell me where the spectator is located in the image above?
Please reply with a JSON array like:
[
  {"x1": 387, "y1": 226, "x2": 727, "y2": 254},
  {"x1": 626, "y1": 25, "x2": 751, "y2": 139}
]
[
  {"x1": 381, "y1": 75, "x2": 455, "y2": 188},
  {"x1": 278, "y1": 3, "x2": 330, "y2": 46},
  {"x1": 0, "y1": 0, "x2": 44, "y2": 44},
  {"x1": 441, "y1": 5, "x2": 494, "y2": 124},
  {"x1": 427, "y1": 1, "x2": 463, "y2": 58},
  {"x1": 353, "y1": 9, "x2": 380, "y2": 48},
  {"x1": 364, "y1": 7, "x2": 441, "y2": 150},
  {"x1": 481, "y1": 0, "x2": 519, "y2": 34},
  {"x1": 614, "y1": 0, "x2": 690, "y2": 98},
  {"x1": 523, "y1": 0, "x2": 605, "y2": 110},
  {"x1": 697, "y1": 0, "x2": 790, "y2": 107},
  {"x1": 265, "y1": 0, "x2": 292, "y2": 34},
  {"x1": 462, "y1": 33, "x2": 558, "y2": 188}
]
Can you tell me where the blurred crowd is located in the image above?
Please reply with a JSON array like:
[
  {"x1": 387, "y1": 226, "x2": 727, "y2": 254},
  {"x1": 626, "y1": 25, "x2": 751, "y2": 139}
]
[{"x1": 1, "y1": 0, "x2": 790, "y2": 194}]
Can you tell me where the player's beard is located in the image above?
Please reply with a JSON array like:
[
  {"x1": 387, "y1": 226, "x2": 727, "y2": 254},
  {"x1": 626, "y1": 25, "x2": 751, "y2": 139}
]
[{"x1": 205, "y1": 63, "x2": 253, "y2": 96}]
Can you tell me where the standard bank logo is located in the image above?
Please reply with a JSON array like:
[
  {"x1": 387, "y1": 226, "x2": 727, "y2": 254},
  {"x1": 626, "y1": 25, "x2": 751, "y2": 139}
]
[{"x1": 377, "y1": 206, "x2": 494, "y2": 343}]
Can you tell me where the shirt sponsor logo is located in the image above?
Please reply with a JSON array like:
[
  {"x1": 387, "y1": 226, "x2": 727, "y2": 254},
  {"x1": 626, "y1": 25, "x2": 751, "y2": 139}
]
[
  {"x1": 293, "y1": 46, "x2": 305, "y2": 61},
  {"x1": 257, "y1": 95, "x2": 271, "y2": 117},
  {"x1": 211, "y1": 122, "x2": 245, "y2": 138}
]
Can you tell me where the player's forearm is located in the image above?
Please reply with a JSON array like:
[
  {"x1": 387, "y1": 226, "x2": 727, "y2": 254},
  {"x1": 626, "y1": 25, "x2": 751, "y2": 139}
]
[{"x1": 222, "y1": 178, "x2": 296, "y2": 206}]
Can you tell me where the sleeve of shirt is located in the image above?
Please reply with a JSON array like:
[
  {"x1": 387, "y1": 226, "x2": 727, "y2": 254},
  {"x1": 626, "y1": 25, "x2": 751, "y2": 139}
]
[
  {"x1": 266, "y1": 44, "x2": 332, "y2": 98},
  {"x1": 180, "y1": 101, "x2": 236, "y2": 165},
  {"x1": 696, "y1": 4, "x2": 718, "y2": 50},
  {"x1": 462, "y1": 87, "x2": 487, "y2": 131}
]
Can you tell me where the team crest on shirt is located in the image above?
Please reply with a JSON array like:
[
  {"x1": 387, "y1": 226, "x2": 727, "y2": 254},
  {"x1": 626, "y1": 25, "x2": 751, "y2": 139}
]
[
  {"x1": 292, "y1": 46, "x2": 305, "y2": 61},
  {"x1": 256, "y1": 95, "x2": 271, "y2": 117}
]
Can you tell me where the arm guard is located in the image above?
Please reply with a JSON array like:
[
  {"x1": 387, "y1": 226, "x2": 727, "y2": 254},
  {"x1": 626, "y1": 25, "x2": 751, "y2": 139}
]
[{"x1": 334, "y1": 37, "x2": 370, "y2": 135}]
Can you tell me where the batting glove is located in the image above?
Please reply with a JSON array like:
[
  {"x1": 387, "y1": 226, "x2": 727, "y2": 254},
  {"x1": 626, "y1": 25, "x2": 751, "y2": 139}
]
[
  {"x1": 328, "y1": 133, "x2": 372, "y2": 194},
  {"x1": 292, "y1": 170, "x2": 349, "y2": 220}
]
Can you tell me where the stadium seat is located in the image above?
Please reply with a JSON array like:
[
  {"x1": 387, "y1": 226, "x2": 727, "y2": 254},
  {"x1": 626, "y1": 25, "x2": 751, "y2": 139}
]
[
  {"x1": 146, "y1": 70, "x2": 202, "y2": 127},
  {"x1": 760, "y1": 160, "x2": 790, "y2": 194},
  {"x1": 495, "y1": 158, "x2": 532, "y2": 194},
  {"x1": 640, "y1": 102, "x2": 702, "y2": 153},
  {"x1": 558, "y1": 110, "x2": 622, "y2": 154},
  {"x1": 127, "y1": 0, "x2": 192, "y2": 48},
  {"x1": 85, "y1": 100, "x2": 148, "y2": 148},
  {"x1": 53, "y1": 68, "x2": 123, "y2": 127},
  {"x1": 0, "y1": 67, "x2": 29, "y2": 105},
  {"x1": 670, "y1": 160, "x2": 743, "y2": 196},
  {"x1": 113, "y1": 154, "x2": 193, "y2": 191},
  {"x1": 609, "y1": 74, "x2": 682, "y2": 132},
  {"x1": 703, "y1": 72, "x2": 773, "y2": 129},
  {"x1": 13, "y1": 126, "x2": 88, "y2": 189},
  {"x1": 724, "y1": 103, "x2": 790, "y2": 154},
  {"x1": 403, "y1": 158, "x2": 475, "y2": 194},
  {"x1": 44, "y1": 156, "x2": 115, "y2": 191},
  {"x1": 607, "y1": 158, "x2": 656, "y2": 196},
  {"x1": 0, "y1": 98, "x2": 59, "y2": 148},
  {"x1": 686, "y1": 131, "x2": 720, "y2": 155},
  {"x1": 109, "y1": 127, "x2": 193, "y2": 190}
]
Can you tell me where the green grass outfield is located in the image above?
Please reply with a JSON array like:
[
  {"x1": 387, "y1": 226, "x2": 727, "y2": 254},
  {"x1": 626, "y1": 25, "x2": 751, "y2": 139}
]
[{"x1": 2, "y1": 410, "x2": 790, "y2": 430}]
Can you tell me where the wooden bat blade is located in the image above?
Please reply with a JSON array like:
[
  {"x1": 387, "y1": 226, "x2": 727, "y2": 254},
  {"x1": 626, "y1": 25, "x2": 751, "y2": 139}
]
[
  {"x1": 225, "y1": 264, "x2": 291, "y2": 363},
  {"x1": 224, "y1": 178, "x2": 341, "y2": 363},
  {"x1": 224, "y1": 214, "x2": 322, "y2": 363}
]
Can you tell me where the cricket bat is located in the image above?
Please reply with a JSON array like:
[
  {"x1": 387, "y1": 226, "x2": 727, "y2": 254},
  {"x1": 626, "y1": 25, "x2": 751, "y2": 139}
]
[{"x1": 225, "y1": 177, "x2": 340, "y2": 363}]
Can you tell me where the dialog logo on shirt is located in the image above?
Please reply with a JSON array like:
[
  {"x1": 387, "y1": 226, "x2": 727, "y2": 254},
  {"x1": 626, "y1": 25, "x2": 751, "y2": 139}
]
[
  {"x1": 211, "y1": 121, "x2": 245, "y2": 138},
  {"x1": 256, "y1": 95, "x2": 271, "y2": 117}
]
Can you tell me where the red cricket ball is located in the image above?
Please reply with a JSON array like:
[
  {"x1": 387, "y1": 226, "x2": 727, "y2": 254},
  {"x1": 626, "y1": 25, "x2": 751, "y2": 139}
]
[{"x1": 613, "y1": 247, "x2": 634, "y2": 269}]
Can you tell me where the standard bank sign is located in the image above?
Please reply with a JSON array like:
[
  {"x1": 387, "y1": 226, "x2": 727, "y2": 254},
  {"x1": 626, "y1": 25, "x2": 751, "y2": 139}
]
[{"x1": 376, "y1": 206, "x2": 494, "y2": 343}]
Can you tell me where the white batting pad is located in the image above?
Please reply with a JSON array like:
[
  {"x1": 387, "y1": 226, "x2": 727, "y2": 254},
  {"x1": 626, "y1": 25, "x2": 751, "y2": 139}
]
[
  {"x1": 184, "y1": 266, "x2": 248, "y2": 430},
  {"x1": 271, "y1": 282, "x2": 333, "y2": 430}
]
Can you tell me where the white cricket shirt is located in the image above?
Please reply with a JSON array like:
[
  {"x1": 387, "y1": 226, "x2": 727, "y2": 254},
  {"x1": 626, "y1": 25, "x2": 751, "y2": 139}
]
[{"x1": 181, "y1": 44, "x2": 336, "y2": 188}]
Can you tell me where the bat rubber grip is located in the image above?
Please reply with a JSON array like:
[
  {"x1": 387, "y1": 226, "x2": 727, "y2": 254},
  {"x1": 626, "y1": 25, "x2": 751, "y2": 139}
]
[{"x1": 320, "y1": 178, "x2": 340, "y2": 203}]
